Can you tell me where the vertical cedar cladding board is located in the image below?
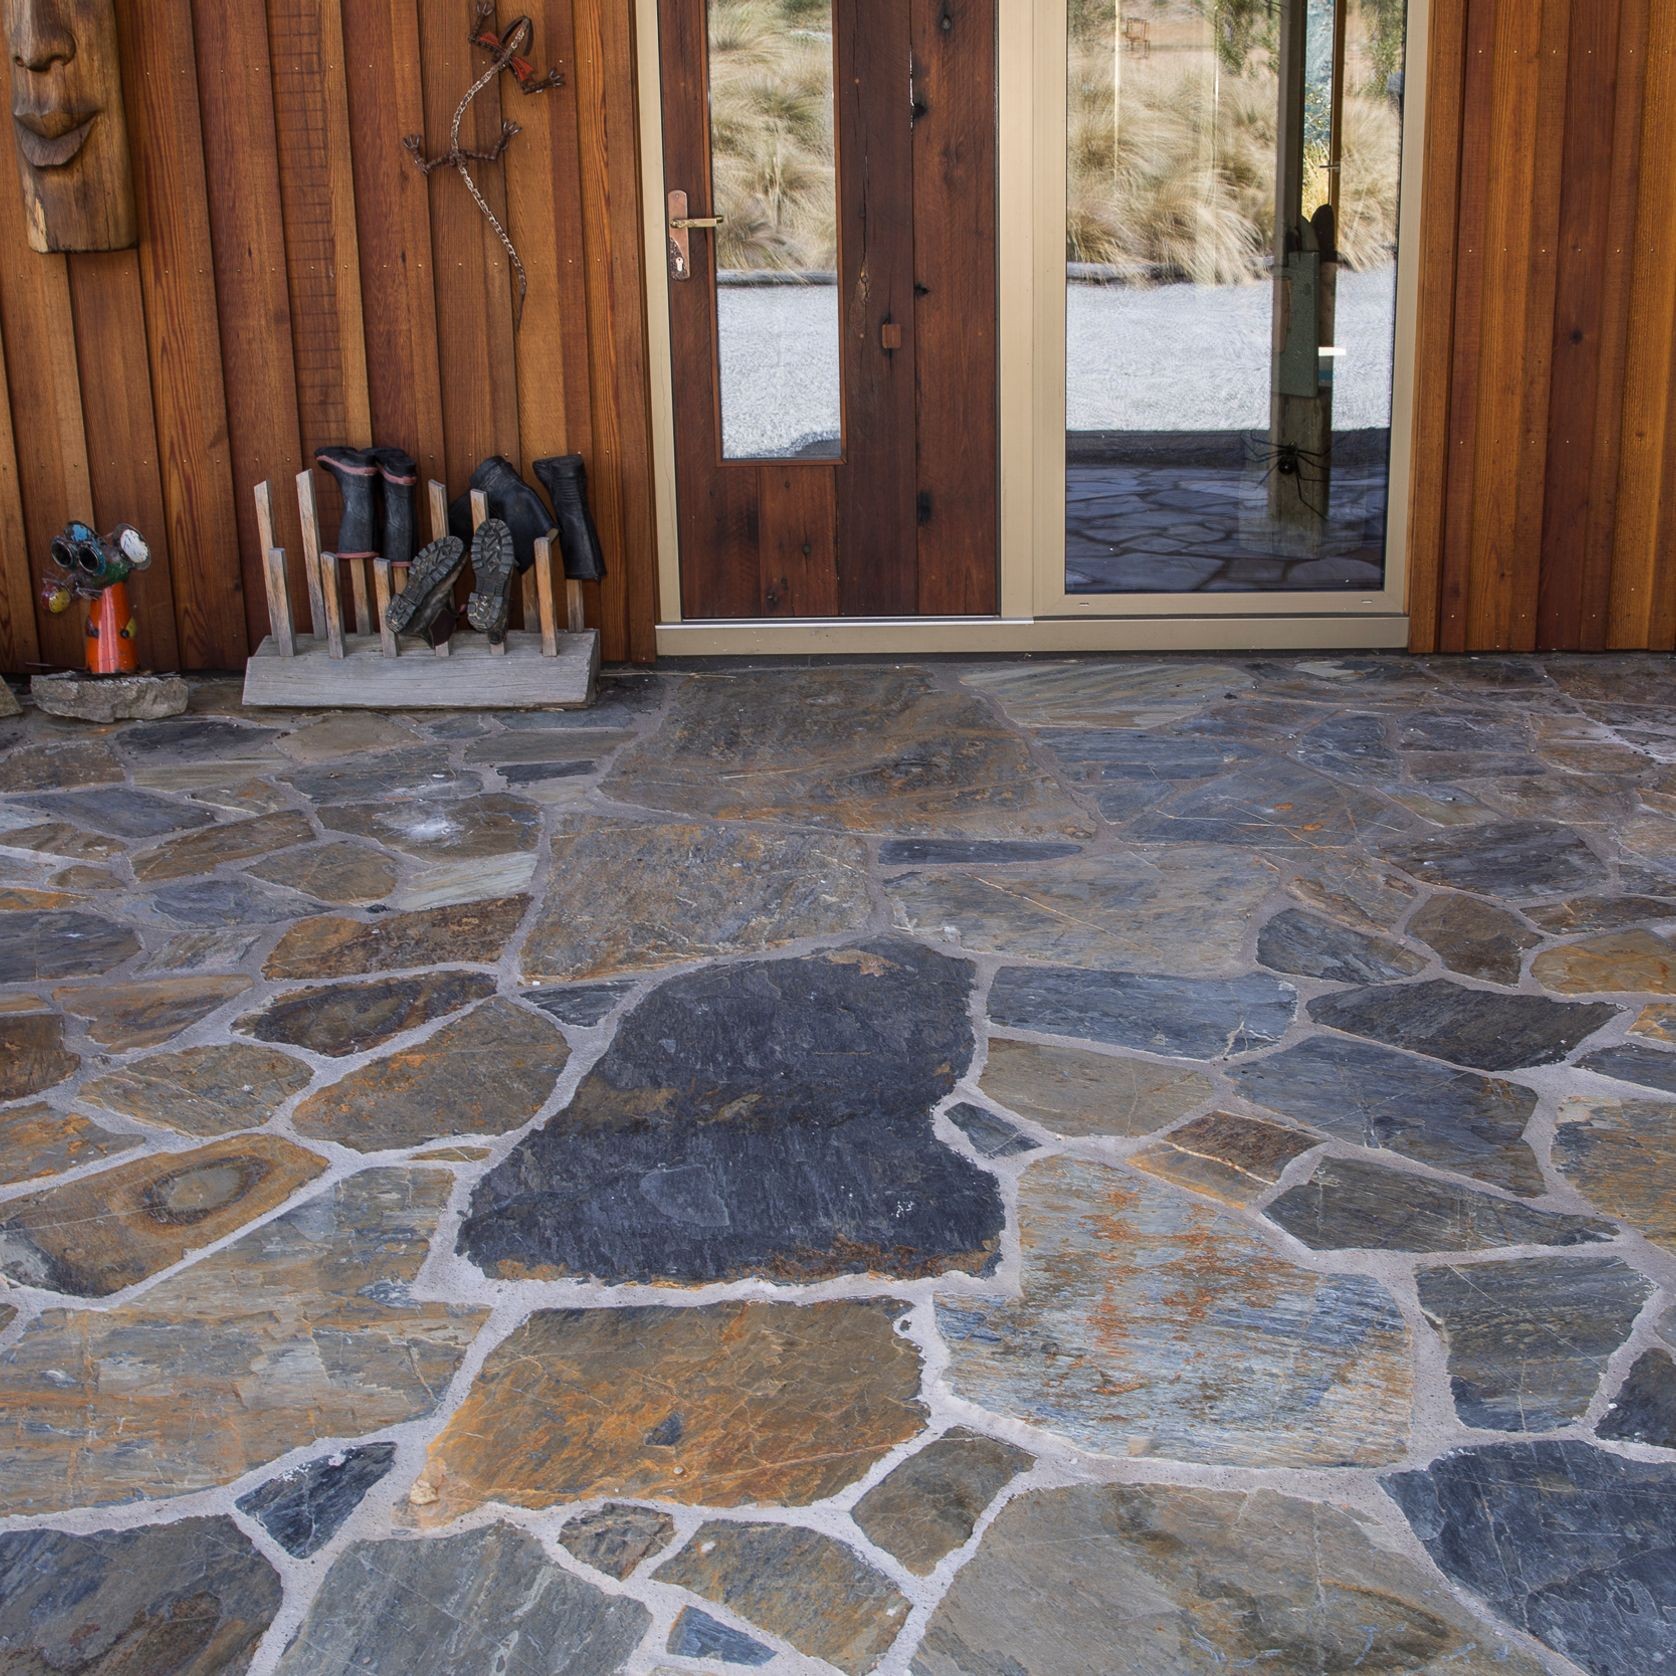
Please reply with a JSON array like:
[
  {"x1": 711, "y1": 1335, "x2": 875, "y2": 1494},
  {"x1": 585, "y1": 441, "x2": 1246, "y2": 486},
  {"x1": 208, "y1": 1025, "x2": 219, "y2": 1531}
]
[
  {"x1": 117, "y1": 0, "x2": 249, "y2": 669},
  {"x1": 68, "y1": 252, "x2": 183, "y2": 671},
  {"x1": 911, "y1": 0, "x2": 998, "y2": 616},
  {"x1": 0, "y1": 299, "x2": 41, "y2": 671},
  {"x1": 193, "y1": 0, "x2": 309, "y2": 650}
]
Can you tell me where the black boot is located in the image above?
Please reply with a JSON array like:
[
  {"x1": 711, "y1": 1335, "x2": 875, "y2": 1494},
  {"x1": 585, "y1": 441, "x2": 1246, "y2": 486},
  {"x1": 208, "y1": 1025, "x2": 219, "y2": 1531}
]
[
  {"x1": 314, "y1": 447, "x2": 381, "y2": 560},
  {"x1": 448, "y1": 456, "x2": 554, "y2": 575},
  {"x1": 385, "y1": 535, "x2": 467, "y2": 638},
  {"x1": 369, "y1": 446, "x2": 418, "y2": 568},
  {"x1": 466, "y1": 519, "x2": 518, "y2": 639},
  {"x1": 533, "y1": 454, "x2": 606, "y2": 582}
]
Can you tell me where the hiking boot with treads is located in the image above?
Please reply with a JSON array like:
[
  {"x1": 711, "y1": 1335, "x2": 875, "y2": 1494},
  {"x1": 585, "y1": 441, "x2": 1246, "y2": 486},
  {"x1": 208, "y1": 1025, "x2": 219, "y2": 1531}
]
[
  {"x1": 449, "y1": 457, "x2": 554, "y2": 576},
  {"x1": 466, "y1": 518, "x2": 517, "y2": 639},
  {"x1": 385, "y1": 535, "x2": 467, "y2": 639}
]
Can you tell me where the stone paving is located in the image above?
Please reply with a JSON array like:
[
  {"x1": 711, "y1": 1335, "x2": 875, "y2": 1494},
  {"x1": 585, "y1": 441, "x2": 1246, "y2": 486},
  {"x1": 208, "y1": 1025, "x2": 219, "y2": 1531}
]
[{"x1": 0, "y1": 654, "x2": 1673, "y2": 1675}]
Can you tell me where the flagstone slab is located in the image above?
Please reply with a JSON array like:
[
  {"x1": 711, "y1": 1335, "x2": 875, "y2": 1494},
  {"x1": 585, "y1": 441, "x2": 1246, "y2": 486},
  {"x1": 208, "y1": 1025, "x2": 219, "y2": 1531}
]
[
  {"x1": 1257, "y1": 907, "x2": 1426, "y2": 982},
  {"x1": 1526, "y1": 894, "x2": 1676, "y2": 933},
  {"x1": 877, "y1": 838, "x2": 1084, "y2": 865},
  {"x1": 988, "y1": 964, "x2": 1296, "y2": 1059},
  {"x1": 852, "y1": 1428, "x2": 1034, "y2": 1575},
  {"x1": 654, "y1": 1522, "x2": 910, "y2": 1675},
  {"x1": 946, "y1": 1100, "x2": 1039, "y2": 1158},
  {"x1": 1418, "y1": 1257, "x2": 1652, "y2": 1430},
  {"x1": 890, "y1": 848, "x2": 1271, "y2": 975},
  {"x1": 319, "y1": 791, "x2": 541, "y2": 859},
  {"x1": 1533, "y1": 928, "x2": 1676, "y2": 993},
  {"x1": 1129, "y1": 1109, "x2": 1318, "y2": 1206},
  {"x1": 1381, "y1": 819, "x2": 1609, "y2": 899},
  {"x1": 294, "y1": 998, "x2": 567, "y2": 1151},
  {"x1": 0, "y1": 908, "x2": 139, "y2": 983},
  {"x1": 246, "y1": 841, "x2": 398, "y2": 905},
  {"x1": 668, "y1": 1608, "x2": 773, "y2": 1666},
  {"x1": 274, "y1": 1523, "x2": 647, "y2": 1676},
  {"x1": 0, "y1": 1008, "x2": 79, "y2": 1100},
  {"x1": 1230, "y1": 1036, "x2": 1545, "y2": 1193},
  {"x1": 0, "y1": 1169, "x2": 486, "y2": 1514},
  {"x1": 238, "y1": 972, "x2": 497, "y2": 1058},
  {"x1": 0, "y1": 1133, "x2": 327, "y2": 1296},
  {"x1": 1598, "y1": 1346, "x2": 1676, "y2": 1449},
  {"x1": 0, "y1": 739, "x2": 123, "y2": 791},
  {"x1": 132, "y1": 811, "x2": 314, "y2": 882},
  {"x1": 1578, "y1": 1040, "x2": 1676, "y2": 1093},
  {"x1": 1032, "y1": 729, "x2": 1261, "y2": 818},
  {"x1": 264, "y1": 895, "x2": 530, "y2": 980},
  {"x1": 978, "y1": 1037, "x2": 1214, "y2": 1137},
  {"x1": 276, "y1": 712, "x2": 418, "y2": 761},
  {"x1": 1630, "y1": 1001, "x2": 1676, "y2": 1041},
  {"x1": 938, "y1": 1158, "x2": 1412, "y2": 1466},
  {"x1": 0, "y1": 1517, "x2": 281, "y2": 1676},
  {"x1": 81, "y1": 1042, "x2": 314, "y2": 1135},
  {"x1": 1554, "y1": 1095, "x2": 1676, "y2": 1250},
  {"x1": 603, "y1": 668, "x2": 1095, "y2": 837},
  {"x1": 465, "y1": 729, "x2": 633, "y2": 767},
  {"x1": 18, "y1": 785, "x2": 217, "y2": 838},
  {"x1": 1286, "y1": 853, "x2": 1420, "y2": 930},
  {"x1": 524, "y1": 979, "x2": 634, "y2": 1025},
  {"x1": 392, "y1": 850, "x2": 539, "y2": 909},
  {"x1": 0, "y1": 819, "x2": 126, "y2": 861},
  {"x1": 147, "y1": 875, "x2": 323, "y2": 928},
  {"x1": 523, "y1": 819, "x2": 872, "y2": 982},
  {"x1": 410, "y1": 1299, "x2": 924, "y2": 1519},
  {"x1": 463, "y1": 940, "x2": 999, "y2": 1283},
  {"x1": 559, "y1": 1504, "x2": 678, "y2": 1579},
  {"x1": 959, "y1": 660, "x2": 1254, "y2": 727},
  {"x1": 278, "y1": 749, "x2": 478, "y2": 803},
  {"x1": 912, "y1": 1482, "x2": 1550, "y2": 1676},
  {"x1": 0, "y1": 1101, "x2": 137, "y2": 1184},
  {"x1": 136, "y1": 927, "x2": 263, "y2": 975},
  {"x1": 53, "y1": 973, "x2": 252, "y2": 1048},
  {"x1": 237, "y1": 1442, "x2": 397, "y2": 1557},
  {"x1": 1385, "y1": 1440, "x2": 1676, "y2": 1676},
  {"x1": 1409, "y1": 894, "x2": 1540, "y2": 984},
  {"x1": 1310, "y1": 979, "x2": 1617, "y2": 1070},
  {"x1": 1268, "y1": 1156, "x2": 1613, "y2": 1252},
  {"x1": 121, "y1": 716, "x2": 281, "y2": 757}
]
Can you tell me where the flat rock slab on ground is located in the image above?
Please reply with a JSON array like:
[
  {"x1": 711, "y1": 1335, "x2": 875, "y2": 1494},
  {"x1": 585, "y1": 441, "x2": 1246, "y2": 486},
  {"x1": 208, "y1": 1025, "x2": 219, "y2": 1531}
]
[
  {"x1": 238, "y1": 971, "x2": 497, "y2": 1058},
  {"x1": 131, "y1": 811, "x2": 313, "y2": 881},
  {"x1": 1385, "y1": 1441, "x2": 1676, "y2": 1676},
  {"x1": 264, "y1": 895, "x2": 529, "y2": 979},
  {"x1": 0, "y1": 1101, "x2": 137, "y2": 1184},
  {"x1": 319, "y1": 791, "x2": 542, "y2": 859},
  {"x1": 0, "y1": 738, "x2": 123, "y2": 791},
  {"x1": 273, "y1": 1523, "x2": 648, "y2": 1676},
  {"x1": 912, "y1": 1483, "x2": 1549, "y2": 1676},
  {"x1": 411, "y1": 1299, "x2": 924, "y2": 1520},
  {"x1": 30, "y1": 672, "x2": 189, "y2": 722},
  {"x1": 1598, "y1": 1346, "x2": 1676, "y2": 1448},
  {"x1": 0, "y1": 908, "x2": 139, "y2": 983},
  {"x1": 462, "y1": 940, "x2": 1003, "y2": 1284},
  {"x1": 1409, "y1": 893, "x2": 1542, "y2": 985},
  {"x1": 81, "y1": 1041, "x2": 313, "y2": 1135},
  {"x1": 1256, "y1": 907, "x2": 1426, "y2": 982},
  {"x1": 668, "y1": 1608, "x2": 773, "y2": 1666},
  {"x1": 0, "y1": 1008, "x2": 79, "y2": 1101},
  {"x1": 53, "y1": 973, "x2": 252, "y2": 1048},
  {"x1": 237, "y1": 1442, "x2": 397, "y2": 1557},
  {"x1": 559, "y1": 1504, "x2": 678, "y2": 1579},
  {"x1": 938, "y1": 1158, "x2": 1412, "y2": 1466},
  {"x1": 1382, "y1": 819, "x2": 1610, "y2": 899},
  {"x1": 145, "y1": 874, "x2": 323, "y2": 927},
  {"x1": 978, "y1": 1036, "x2": 1214, "y2": 1137},
  {"x1": 1578, "y1": 1040, "x2": 1676, "y2": 1093},
  {"x1": 20, "y1": 784, "x2": 215, "y2": 838},
  {"x1": 1129, "y1": 1109, "x2": 1319, "y2": 1206},
  {"x1": 1554, "y1": 1095, "x2": 1676, "y2": 1250},
  {"x1": 246, "y1": 841, "x2": 398, "y2": 904},
  {"x1": 959, "y1": 659, "x2": 1253, "y2": 728},
  {"x1": 1534, "y1": 927, "x2": 1676, "y2": 993}
]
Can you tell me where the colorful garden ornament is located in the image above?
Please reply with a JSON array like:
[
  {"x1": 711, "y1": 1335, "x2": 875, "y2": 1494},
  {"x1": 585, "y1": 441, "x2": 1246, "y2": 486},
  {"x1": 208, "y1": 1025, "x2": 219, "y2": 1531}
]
[{"x1": 41, "y1": 520, "x2": 151, "y2": 675}]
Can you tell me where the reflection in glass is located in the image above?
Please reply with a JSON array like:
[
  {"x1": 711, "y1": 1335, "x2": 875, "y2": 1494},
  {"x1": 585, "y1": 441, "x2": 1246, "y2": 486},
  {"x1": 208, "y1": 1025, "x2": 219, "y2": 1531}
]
[
  {"x1": 708, "y1": 0, "x2": 842, "y2": 460},
  {"x1": 1066, "y1": 0, "x2": 1408, "y2": 593}
]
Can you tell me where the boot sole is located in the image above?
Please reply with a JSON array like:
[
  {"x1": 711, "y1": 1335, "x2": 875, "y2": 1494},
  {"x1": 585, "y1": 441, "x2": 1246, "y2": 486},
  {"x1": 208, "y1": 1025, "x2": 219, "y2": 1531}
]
[
  {"x1": 385, "y1": 536, "x2": 466, "y2": 636},
  {"x1": 466, "y1": 520, "x2": 517, "y2": 637}
]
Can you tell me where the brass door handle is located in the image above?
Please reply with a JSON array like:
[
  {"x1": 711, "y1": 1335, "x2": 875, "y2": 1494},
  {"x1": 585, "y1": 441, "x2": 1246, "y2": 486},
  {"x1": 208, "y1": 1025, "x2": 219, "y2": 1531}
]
[
  {"x1": 667, "y1": 190, "x2": 723, "y2": 282},
  {"x1": 670, "y1": 215, "x2": 725, "y2": 230}
]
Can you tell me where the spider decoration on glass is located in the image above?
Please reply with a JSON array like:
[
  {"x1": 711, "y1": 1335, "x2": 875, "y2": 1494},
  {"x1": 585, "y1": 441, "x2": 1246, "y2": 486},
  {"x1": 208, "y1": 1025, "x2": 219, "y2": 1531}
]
[{"x1": 1249, "y1": 439, "x2": 1333, "y2": 523}]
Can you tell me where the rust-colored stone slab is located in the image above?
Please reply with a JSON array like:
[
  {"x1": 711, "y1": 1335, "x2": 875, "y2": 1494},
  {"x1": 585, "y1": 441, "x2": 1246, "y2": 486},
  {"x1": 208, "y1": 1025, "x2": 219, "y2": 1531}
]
[
  {"x1": 53, "y1": 974, "x2": 253, "y2": 1049},
  {"x1": 131, "y1": 812, "x2": 315, "y2": 883},
  {"x1": 0, "y1": 740, "x2": 123, "y2": 792},
  {"x1": 264, "y1": 896, "x2": 530, "y2": 980},
  {"x1": 978, "y1": 1037, "x2": 1213, "y2": 1138},
  {"x1": 246, "y1": 841, "x2": 398, "y2": 905},
  {"x1": 410, "y1": 1299, "x2": 925, "y2": 1520},
  {"x1": 1555, "y1": 1095, "x2": 1676, "y2": 1250},
  {"x1": 523, "y1": 819, "x2": 873, "y2": 982},
  {"x1": 0, "y1": 1169, "x2": 487, "y2": 1515},
  {"x1": 0, "y1": 820, "x2": 125, "y2": 861},
  {"x1": 1130, "y1": 1110, "x2": 1319, "y2": 1207},
  {"x1": 0, "y1": 1103, "x2": 138, "y2": 1185},
  {"x1": 277, "y1": 712, "x2": 419, "y2": 761},
  {"x1": 238, "y1": 972, "x2": 497, "y2": 1058},
  {"x1": 293, "y1": 999, "x2": 566, "y2": 1151},
  {"x1": 1630, "y1": 1002, "x2": 1676, "y2": 1043},
  {"x1": 0, "y1": 1135, "x2": 328, "y2": 1297},
  {"x1": 0, "y1": 1009, "x2": 79, "y2": 1101},
  {"x1": 1533, "y1": 929, "x2": 1676, "y2": 994},
  {"x1": 319, "y1": 792, "x2": 542, "y2": 860},
  {"x1": 1410, "y1": 895, "x2": 1541, "y2": 985},
  {"x1": 81, "y1": 1043, "x2": 313, "y2": 1135}
]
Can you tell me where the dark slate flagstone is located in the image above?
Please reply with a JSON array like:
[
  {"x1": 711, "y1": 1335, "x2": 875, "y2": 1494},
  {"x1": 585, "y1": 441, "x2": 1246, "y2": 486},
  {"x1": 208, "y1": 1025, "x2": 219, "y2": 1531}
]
[
  {"x1": 237, "y1": 972, "x2": 497, "y2": 1058},
  {"x1": 878, "y1": 837, "x2": 1084, "y2": 865},
  {"x1": 669, "y1": 1608, "x2": 774, "y2": 1666},
  {"x1": 523, "y1": 980, "x2": 634, "y2": 1026},
  {"x1": 1309, "y1": 978, "x2": 1617, "y2": 1070},
  {"x1": 0, "y1": 909, "x2": 139, "y2": 983},
  {"x1": 18, "y1": 785, "x2": 217, "y2": 838},
  {"x1": 1418, "y1": 1256, "x2": 1652, "y2": 1431},
  {"x1": 1384, "y1": 1441, "x2": 1676, "y2": 1676},
  {"x1": 1256, "y1": 907, "x2": 1426, "y2": 983},
  {"x1": 461, "y1": 939, "x2": 1004, "y2": 1284},
  {"x1": 1599, "y1": 1342, "x2": 1676, "y2": 1449},
  {"x1": 1527, "y1": 894, "x2": 1676, "y2": 934},
  {"x1": 1228, "y1": 1036, "x2": 1544, "y2": 1193},
  {"x1": 988, "y1": 964, "x2": 1296, "y2": 1059},
  {"x1": 1291, "y1": 711, "x2": 1400, "y2": 779},
  {"x1": 237, "y1": 1442, "x2": 397, "y2": 1557},
  {"x1": 273, "y1": 1523, "x2": 648, "y2": 1676},
  {"x1": 278, "y1": 750, "x2": 478, "y2": 803},
  {"x1": 1381, "y1": 819, "x2": 1609, "y2": 900},
  {"x1": 1409, "y1": 894, "x2": 1540, "y2": 985},
  {"x1": 1579, "y1": 1040, "x2": 1676, "y2": 1094},
  {"x1": 0, "y1": 1517, "x2": 281, "y2": 1675},
  {"x1": 946, "y1": 1101, "x2": 1040, "y2": 1159},
  {"x1": 500, "y1": 759, "x2": 596, "y2": 784},
  {"x1": 148, "y1": 875, "x2": 324, "y2": 928},
  {"x1": 1266, "y1": 1157, "x2": 1614, "y2": 1253},
  {"x1": 559, "y1": 1504, "x2": 677, "y2": 1579}
]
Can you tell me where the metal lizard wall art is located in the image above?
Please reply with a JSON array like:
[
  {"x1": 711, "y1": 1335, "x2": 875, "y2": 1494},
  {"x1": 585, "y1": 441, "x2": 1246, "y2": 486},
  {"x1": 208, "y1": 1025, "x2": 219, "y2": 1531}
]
[{"x1": 403, "y1": 2, "x2": 562, "y2": 328}]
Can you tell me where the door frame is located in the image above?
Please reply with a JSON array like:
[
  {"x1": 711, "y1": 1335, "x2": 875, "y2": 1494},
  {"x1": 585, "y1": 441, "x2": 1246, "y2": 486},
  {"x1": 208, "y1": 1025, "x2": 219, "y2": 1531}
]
[{"x1": 637, "y1": 0, "x2": 1431, "y2": 654}]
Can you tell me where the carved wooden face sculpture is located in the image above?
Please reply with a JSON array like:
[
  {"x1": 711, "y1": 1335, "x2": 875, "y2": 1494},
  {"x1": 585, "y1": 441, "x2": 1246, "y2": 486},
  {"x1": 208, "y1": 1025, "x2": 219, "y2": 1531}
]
[{"x1": 5, "y1": 0, "x2": 135, "y2": 251}]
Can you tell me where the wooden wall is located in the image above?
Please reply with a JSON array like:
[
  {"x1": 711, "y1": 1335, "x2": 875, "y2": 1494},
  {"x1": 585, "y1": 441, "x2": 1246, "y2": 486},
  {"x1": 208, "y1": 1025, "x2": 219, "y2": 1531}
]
[
  {"x1": 0, "y1": 0, "x2": 656, "y2": 676},
  {"x1": 1408, "y1": 0, "x2": 1676, "y2": 652}
]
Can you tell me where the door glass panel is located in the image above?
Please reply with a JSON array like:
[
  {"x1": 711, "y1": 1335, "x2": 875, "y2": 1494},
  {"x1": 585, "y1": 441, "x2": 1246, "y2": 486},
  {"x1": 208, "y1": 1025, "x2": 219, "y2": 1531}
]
[
  {"x1": 1066, "y1": 0, "x2": 1409, "y2": 594},
  {"x1": 708, "y1": 0, "x2": 843, "y2": 460}
]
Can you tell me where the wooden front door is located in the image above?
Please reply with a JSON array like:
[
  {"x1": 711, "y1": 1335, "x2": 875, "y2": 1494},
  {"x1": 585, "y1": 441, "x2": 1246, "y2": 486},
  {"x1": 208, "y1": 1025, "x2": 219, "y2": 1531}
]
[{"x1": 658, "y1": 0, "x2": 998, "y2": 621}]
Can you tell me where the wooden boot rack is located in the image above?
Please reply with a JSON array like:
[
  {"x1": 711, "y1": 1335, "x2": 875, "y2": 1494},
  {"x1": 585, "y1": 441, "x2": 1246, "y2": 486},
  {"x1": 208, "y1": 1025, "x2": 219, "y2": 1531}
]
[{"x1": 241, "y1": 471, "x2": 599, "y2": 709}]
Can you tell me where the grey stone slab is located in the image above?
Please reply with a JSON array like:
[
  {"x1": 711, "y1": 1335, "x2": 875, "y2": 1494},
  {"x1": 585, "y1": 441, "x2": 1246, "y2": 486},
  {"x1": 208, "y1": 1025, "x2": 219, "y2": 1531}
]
[
  {"x1": 1552, "y1": 1094, "x2": 1676, "y2": 1252},
  {"x1": 119, "y1": 717, "x2": 279, "y2": 757},
  {"x1": 1291, "y1": 712, "x2": 1399, "y2": 779},
  {"x1": 559, "y1": 1504, "x2": 677, "y2": 1579},
  {"x1": 19, "y1": 785, "x2": 217, "y2": 838},
  {"x1": 946, "y1": 1101, "x2": 1040, "y2": 1159},
  {"x1": 1310, "y1": 979, "x2": 1618, "y2": 1070},
  {"x1": 1257, "y1": 907, "x2": 1426, "y2": 982},
  {"x1": 147, "y1": 875, "x2": 324, "y2": 927},
  {"x1": 237, "y1": 1443, "x2": 397, "y2": 1557},
  {"x1": 0, "y1": 1516, "x2": 281, "y2": 1675},
  {"x1": 1418, "y1": 1256, "x2": 1652, "y2": 1430},
  {"x1": 524, "y1": 981, "x2": 635, "y2": 1026},
  {"x1": 1385, "y1": 1440, "x2": 1676, "y2": 1676},
  {"x1": 1230, "y1": 1036, "x2": 1544, "y2": 1193},
  {"x1": 1527, "y1": 894, "x2": 1676, "y2": 934},
  {"x1": 278, "y1": 750, "x2": 479, "y2": 804},
  {"x1": 274, "y1": 1523, "x2": 648, "y2": 1676},
  {"x1": 878, "y1": 838, "x2": 1084, "y2": 865},
  {"x1": 988, "y1": 964, "x2": 1296, "y2": 1059},
  {"x1": 1579, "y1": 1041, "x2": 1676, "y2": 1094},
  {"x1": 1382, "y1": 819, "x2": 1609, "y2": 900},
  {"x1": 959, "y1": 660, "x2": 1254, "y2": 728},
  {"x1": 462, "y1": 939, "x2": 1004, "y2": 1284},
  {"x1": 669, "y1": 1609, "x2": 774, "y2": 1666},
  {"x1": 1267, "y1": 1157, "x2": 1615, "y2": 1252},
  {"x1": 0, "y1": 908, "x2": 139, "y2": 983}
]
